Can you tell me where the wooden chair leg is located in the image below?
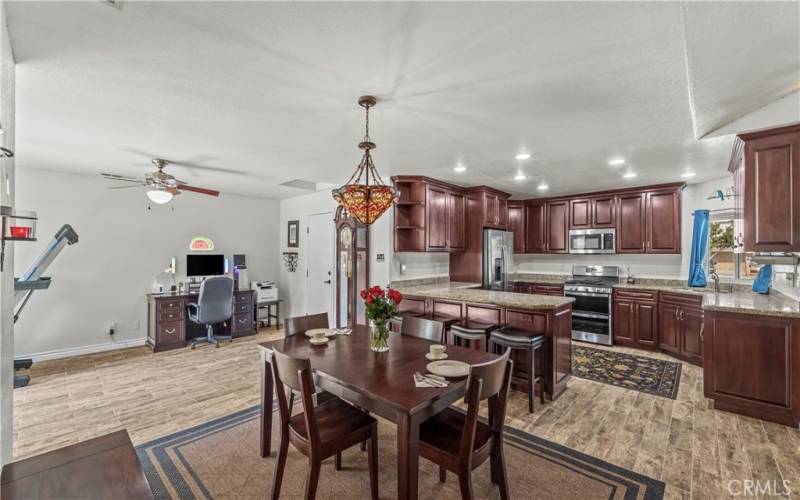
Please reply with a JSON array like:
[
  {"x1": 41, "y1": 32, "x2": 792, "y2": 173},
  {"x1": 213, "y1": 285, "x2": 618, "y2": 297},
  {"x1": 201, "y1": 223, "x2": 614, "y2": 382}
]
[
  {"x1": 368, "y1": 423, "x2": 379, "y2": 500},
  {"x1": 527, "y1": 347, "x2": 534, "y2": 413},
  {"x1": 305, "y1": 458, "x2": 321, "y2": 500},
  {"x1": 458, "y1": 469, "x2": 474, "y2": 500},
  {"x1": 361, "y1": 439, "x2": 367, "y2": 452},
  {"x1": 439, "y1": 465, "x2": 446, "y2": 483},
  {"x1": 270, "y1": 436, "x2": 289, "y2": 500},
  {"x1": 491, "y1": 441, "x2": 510, "y2": 500},
  {"x1": 335, "y1": 452, "x2": 342, "y2": 470}
]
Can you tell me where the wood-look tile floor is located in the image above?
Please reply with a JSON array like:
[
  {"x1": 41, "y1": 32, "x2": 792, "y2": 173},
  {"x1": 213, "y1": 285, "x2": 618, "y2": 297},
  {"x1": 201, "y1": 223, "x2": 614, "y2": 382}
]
[{"x1": 13, "y1": 331, "x2": 800, "y2": 499}]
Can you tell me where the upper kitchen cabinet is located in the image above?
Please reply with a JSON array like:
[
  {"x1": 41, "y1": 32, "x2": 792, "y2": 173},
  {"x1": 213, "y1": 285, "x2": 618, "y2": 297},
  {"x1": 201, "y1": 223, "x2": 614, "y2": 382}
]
[
  {"x1": 473, "y1": 187, "x2": 510, "y2": 229},
  {"x1": 546, "y1": 200, "x2": 569, "y2": 253},
  {"x1": 525, "y1": 200, "x2": 547, "y2": 253},
  {"x1": 646, "y1": 189, "x2": 681, "y2": 253},
  {"x1": 570, "y1": 196, "x2": 616, "y2": 229},
  {"x1": 730, "y1": 123, "x2": 800, "y2": 252},
  {"x1": 507, "y1": 201, "x2": 526, "y2": 253},
  {"x1": 617, "y1": 192, "x2": 647, "y2": 253},
  {"x1": 391, "y1": 176, "x2": 467, "y2": 253}
]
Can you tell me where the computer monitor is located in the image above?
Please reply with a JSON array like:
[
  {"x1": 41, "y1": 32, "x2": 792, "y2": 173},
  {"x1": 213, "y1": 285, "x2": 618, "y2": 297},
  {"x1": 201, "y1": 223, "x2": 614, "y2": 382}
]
[{"x1": 186, "y1": 254, "x2": 225, "y2": 277}]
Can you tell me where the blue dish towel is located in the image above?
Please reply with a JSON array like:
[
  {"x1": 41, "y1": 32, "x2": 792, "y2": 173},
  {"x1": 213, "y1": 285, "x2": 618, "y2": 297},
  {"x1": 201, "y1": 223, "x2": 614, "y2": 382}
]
[{"x1": 752, "y1": 264, "x2": 773, "y2": 294}]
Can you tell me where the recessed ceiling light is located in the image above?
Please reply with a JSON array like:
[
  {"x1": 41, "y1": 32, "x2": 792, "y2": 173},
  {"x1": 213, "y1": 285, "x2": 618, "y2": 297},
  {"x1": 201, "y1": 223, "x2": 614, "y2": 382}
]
[
  {"x1": 537, "y1": 183, "x2": 549, "y2": 191},
  {"x1": 608, "y1": 158, "x2": 626, "y2": 166},
  {"x1": 453, "y1": 164, "x2": 466, "y2": 173},
  {"x1": 514, "y1": 173, "x2": 527, "y2": 181},
  {"x1": 623, "y1": 171, "x2": 637, "y2": 179},
  {"x1": 515, "y1": 153, "x2": 531, "y2": 160},
  {"x1": 681, "y1": 172, "x2": 696, "y2": 178}
]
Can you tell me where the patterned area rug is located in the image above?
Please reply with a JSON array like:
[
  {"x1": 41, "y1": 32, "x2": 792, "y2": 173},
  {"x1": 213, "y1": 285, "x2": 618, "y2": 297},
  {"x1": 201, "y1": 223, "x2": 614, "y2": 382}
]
[
  {"x1": 137, "y1": 404, "x2": 665, "y2": 499},
  {"x1": 572, "y1": 345, "x2": 682, "y2": 399}
]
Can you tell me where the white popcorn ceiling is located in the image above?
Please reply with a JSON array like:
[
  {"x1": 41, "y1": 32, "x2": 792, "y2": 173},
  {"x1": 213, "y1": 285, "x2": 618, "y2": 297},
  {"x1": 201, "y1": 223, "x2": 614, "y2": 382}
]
[{"x1": 5, "y1": 1, "x2": 799, "y2": 200}]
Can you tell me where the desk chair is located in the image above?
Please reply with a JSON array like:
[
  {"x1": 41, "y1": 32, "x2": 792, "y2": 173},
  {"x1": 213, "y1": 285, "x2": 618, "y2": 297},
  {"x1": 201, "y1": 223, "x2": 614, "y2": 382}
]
[{"x1": 188, "y1": 276, "x2": 234, "y2": 348}]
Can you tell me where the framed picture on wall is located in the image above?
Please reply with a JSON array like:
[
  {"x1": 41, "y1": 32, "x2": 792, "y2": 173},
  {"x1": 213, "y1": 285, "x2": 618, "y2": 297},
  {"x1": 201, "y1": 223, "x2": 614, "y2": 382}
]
[{"x1": 287, "y1": 220, "x2": 299, "y2": 248}]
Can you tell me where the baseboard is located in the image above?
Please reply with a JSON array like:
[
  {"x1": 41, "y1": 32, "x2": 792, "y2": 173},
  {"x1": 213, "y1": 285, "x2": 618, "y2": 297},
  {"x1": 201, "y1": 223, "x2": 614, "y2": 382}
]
[{"x1": 15, "y1": 337, "x2": 148, "y2": 363}]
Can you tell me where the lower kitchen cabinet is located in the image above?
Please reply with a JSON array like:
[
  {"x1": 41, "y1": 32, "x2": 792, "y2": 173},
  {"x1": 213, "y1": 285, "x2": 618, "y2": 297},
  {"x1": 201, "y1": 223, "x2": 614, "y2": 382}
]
[
  {"x1": 703, "y1": 310, "x2": 800, "y2": 427},
  {"x1": 612, "y1": 289, "x2": 658, "y2": 349},
  {"x1": 658, "y1": 292, "x2": 703, "y2": 365}
]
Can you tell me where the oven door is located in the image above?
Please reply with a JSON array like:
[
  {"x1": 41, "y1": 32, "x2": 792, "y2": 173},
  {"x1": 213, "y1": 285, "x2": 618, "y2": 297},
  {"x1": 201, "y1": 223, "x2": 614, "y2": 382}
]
[
  {"x1": 565, "y1": 290, "x2": 612, "y2": 345},
  {"x1": 569, "y1": 229, "x2": 615, "y2": 254}
]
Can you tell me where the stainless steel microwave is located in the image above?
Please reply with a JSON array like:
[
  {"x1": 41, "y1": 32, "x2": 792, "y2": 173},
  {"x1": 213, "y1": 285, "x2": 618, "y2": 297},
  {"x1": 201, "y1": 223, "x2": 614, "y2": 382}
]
[{"x1": 569, "y1": 228, "x2": 616, "y2": 254}]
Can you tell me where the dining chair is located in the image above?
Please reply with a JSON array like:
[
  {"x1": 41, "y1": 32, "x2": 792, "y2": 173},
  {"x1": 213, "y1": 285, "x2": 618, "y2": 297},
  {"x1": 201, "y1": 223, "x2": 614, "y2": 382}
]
[
  {"x1": 270, "y1": 349, "x2": 379, "y2": 500},
  {"x1": 400, "y1": 315, "x2": 445, "y2": 343},
  {"x1": 418, "y1": 348, "x2": 513, "y2": 500},
  {"x1": 284, "y1": 313, "x2": 329, "y2": 337}
]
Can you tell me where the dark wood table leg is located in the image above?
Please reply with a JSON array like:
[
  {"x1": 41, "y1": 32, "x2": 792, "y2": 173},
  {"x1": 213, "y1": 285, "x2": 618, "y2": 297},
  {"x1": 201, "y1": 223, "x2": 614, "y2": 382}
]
[
  {"x1": 275, "y1": 302, "x2": 280, "y2": 330},
  {"x1": 397, "y1": 412, "x2": 420, "y2": 500},
  {"x1": 260, "y1": 350, "x2": 274, "y2": 457}
]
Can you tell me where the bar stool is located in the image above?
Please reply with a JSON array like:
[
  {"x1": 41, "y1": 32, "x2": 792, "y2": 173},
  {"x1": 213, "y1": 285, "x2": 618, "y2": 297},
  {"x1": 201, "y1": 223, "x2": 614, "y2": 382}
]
[
  {"x1": 449, "y1": 320, "x2": 498, "y2": 351},
  {"x1": 489, "y1": 327, "x2": 546, "y2": 413},
  {"x1": 418, "y1": 313, "x2": 459, "y2": 343},
  {"x1": 388, "y1": 311, "x2": 422, "y2": 333}
]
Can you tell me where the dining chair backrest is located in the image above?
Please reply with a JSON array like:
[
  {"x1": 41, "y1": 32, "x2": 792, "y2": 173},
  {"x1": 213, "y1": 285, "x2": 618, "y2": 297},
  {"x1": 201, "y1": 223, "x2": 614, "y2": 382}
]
[
  {"x1": 284, "y1": 313, "x2": 329, "y2": 337},
  {"x1": 400, "y1": 315, "x2": 444, "y2": 342},
  {"x1": 270, "y1": 349, "x2": 320, "y2": 446},
  {"x1": 459, "y1": 349, "x2": 513, "y2": 459}
]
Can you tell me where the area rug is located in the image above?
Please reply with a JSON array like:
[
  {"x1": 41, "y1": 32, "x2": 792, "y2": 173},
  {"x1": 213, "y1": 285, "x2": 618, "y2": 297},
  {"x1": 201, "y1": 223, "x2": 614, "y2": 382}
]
[
  {"x1": 136, "y1": 404, "x2": 665, "y2": 500},
  {"x1": 572, "y1": 345, "x2": 681, "y2": 399}
]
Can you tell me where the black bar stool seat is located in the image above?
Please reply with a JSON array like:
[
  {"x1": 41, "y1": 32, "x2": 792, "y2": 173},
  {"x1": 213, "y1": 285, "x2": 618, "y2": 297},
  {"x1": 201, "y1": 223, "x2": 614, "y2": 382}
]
[
  {"x1": 450, "y1": 320, "x2": 498, "y2": 351},
  {"x1": 489, "y1": 327, "x2": 546, "y2": 413}
]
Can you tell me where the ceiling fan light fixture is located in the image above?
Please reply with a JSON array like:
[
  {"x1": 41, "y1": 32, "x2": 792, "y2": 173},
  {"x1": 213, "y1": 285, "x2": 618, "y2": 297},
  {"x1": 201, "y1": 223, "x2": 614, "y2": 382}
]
[
  {"x1": 147, "y1": 188, "x2": 173, "y2": 204},
  {"x1": 332, "y1": 96, "x2": 399, "y2": 226}
]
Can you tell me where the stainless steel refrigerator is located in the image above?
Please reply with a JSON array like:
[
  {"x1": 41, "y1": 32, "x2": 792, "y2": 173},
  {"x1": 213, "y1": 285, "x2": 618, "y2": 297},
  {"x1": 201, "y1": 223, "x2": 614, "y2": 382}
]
[{"x1": 482, "y1": 229, "x2": 514, "y2": 291}]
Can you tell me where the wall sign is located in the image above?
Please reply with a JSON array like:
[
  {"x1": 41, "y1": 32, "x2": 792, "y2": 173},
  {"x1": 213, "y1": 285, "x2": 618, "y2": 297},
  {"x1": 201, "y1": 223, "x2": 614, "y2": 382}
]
[
  {"x1": 287, "y1": 220, "x2": 299, "y2": 248},
  {"x1": 189, "y1": 236, "x2": 215, "y2": 251}
]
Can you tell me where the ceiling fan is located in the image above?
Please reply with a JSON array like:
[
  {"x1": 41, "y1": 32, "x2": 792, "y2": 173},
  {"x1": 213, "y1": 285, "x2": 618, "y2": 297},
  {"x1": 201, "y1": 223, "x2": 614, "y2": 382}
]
[{"x1": 101, "y1": 158, "x2": 220, "y2": 204}]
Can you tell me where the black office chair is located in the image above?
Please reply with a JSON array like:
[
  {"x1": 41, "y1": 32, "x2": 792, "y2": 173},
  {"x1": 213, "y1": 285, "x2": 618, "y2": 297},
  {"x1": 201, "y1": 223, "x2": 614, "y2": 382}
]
[{"x1": 188, "y1": 276, "x2": 234, "y2": 348}]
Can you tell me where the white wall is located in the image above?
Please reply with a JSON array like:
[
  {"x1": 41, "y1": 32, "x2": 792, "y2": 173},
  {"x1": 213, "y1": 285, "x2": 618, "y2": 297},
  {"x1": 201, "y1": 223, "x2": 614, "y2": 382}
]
[
  {"x1": 13, "y1": 168, "x2": 280, "y2": 358},
  {"x1": 0, "y1": 2, "x2": 14, "y2": 465},
  {"x1": 392, "y1": 252, "x2": 450, "y2": 281},
  {"x1": 278, "y1": 190, "x2": 391, "y2": 320}
]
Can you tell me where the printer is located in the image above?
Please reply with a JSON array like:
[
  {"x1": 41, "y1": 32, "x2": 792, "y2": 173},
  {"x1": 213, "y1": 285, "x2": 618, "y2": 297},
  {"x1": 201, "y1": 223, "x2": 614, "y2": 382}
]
[{"x1": 252, "y1": 280, "x2": 278, "y2": 301}]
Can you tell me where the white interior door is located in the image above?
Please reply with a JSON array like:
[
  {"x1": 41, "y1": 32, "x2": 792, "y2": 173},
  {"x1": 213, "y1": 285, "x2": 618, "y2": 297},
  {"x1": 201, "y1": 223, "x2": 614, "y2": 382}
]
[{"x1": 306, "y1": 212, "x2": 334, "y2": 324}]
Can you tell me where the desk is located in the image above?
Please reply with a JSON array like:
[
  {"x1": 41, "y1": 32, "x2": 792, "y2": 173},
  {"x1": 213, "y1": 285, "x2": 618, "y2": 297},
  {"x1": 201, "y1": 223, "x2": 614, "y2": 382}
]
[
  {"x1": 258, "y1": 326, "x2": 497, "y2": 500},
  {"x1": 256, "y1": 299, "x2": 282, "y2": 329},
  {"x1": 147, "y1": 289, "x2": 256, "y2": 352},
  {"x1": 1, "y1": 430, "x2": 152, "y2": 500}
]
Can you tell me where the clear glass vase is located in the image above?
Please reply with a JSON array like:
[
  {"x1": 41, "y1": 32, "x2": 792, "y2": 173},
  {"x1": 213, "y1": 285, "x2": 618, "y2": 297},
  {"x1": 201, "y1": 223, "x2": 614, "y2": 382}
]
[{"x1": 369, "y1": 319, "x2": 390, "y2": 353}]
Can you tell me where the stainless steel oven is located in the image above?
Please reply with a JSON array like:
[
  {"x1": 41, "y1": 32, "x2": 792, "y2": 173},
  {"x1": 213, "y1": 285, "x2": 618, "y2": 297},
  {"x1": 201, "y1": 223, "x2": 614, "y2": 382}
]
[
  {"x1": 569, "y1": 228, "x2": 615, "y2": 254},
  {"x1": 564, "y1": 265, "x2": 619, "y2": 346}
]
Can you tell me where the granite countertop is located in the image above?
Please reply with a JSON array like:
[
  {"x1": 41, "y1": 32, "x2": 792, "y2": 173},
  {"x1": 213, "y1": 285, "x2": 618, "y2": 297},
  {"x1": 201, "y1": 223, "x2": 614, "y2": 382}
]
[
  {"x1": 394, "y1": 282, "x2": 575, "y2": 311},
  {"x1": 510, "y1": 274, "x2": 569, "y2": 285}
]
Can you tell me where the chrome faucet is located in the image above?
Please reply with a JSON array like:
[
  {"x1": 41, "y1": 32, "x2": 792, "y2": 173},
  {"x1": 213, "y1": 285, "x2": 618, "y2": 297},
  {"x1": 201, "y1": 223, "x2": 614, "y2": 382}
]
[{"x1": 709, "y1": 260, "x2": 720, "y2": 293}]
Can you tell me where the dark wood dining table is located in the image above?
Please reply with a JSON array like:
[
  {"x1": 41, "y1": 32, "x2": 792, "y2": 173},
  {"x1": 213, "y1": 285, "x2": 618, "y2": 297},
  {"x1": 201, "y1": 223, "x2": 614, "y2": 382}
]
[{"x1": 258, "y1": 325, "x2": 498, "y2": 500}]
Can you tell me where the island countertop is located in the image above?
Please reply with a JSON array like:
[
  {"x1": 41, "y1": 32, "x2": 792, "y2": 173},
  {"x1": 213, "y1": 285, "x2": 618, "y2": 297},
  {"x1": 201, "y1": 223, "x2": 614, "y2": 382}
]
[{"x1": 394, "y1": 282, "x2": 575, "y2": 311}]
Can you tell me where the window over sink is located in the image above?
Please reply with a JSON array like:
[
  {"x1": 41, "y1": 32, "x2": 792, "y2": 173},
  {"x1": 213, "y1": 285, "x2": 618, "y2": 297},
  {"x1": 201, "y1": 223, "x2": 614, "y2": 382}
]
[{"x1": 708, "y1": 211, "x2": 756, "y2": 280}]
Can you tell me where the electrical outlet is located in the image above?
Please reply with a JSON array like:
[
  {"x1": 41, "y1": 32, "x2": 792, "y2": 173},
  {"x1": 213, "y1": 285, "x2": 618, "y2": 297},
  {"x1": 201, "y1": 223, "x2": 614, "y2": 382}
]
[{"x1": 108, "y1": 322, "x2": 117, "y2": 336}]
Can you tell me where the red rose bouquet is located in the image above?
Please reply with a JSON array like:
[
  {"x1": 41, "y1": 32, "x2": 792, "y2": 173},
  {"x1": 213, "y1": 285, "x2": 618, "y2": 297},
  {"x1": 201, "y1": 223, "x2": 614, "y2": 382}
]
[{"x1": 360, "y1": 285, "x2": 403, "y2": 352}]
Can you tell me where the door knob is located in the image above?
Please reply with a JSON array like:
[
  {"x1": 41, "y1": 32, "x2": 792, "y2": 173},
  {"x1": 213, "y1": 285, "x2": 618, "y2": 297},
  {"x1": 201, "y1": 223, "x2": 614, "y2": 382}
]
[{"x1": 323, "y1": 280, "x2": 332, "y2": 284}]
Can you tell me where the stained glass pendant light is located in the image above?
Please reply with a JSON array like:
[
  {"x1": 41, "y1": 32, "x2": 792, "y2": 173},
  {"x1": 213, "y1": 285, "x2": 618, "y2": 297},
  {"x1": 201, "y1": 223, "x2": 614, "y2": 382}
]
[{"x1": 332, "y1": 96, "x2": 399, "y2": 225}]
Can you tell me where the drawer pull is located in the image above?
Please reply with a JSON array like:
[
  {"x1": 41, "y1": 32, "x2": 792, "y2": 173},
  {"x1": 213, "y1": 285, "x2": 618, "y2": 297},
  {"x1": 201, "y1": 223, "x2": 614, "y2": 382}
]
[
  {"x1": 165, "y1": 328, "x2": 176, "y2": 334},
  {"x1": 238, "y1": 318, "x2": 247, "y2": 324}
]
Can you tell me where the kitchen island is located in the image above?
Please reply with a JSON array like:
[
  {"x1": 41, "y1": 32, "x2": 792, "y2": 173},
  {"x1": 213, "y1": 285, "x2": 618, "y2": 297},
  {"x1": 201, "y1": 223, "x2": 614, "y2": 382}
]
[{"x1": 393, "y1": 280, "x2": 575, "y2": 401}]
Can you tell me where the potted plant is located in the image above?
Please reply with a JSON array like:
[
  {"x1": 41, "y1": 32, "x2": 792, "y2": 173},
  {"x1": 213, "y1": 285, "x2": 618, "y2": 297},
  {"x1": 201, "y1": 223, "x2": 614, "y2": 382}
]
[{"x1": 360, "y1": 285, "x2": 403, "y2": 352}]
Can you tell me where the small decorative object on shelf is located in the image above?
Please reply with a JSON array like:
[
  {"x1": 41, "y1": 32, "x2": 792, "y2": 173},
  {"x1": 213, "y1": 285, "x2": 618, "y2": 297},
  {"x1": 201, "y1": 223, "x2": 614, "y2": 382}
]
[
  {"x1": 361, "y1": 285, "x2": 403, "y2": 352},
  {"x1": 282, "y1": 252, "x2": 298, "y2": 272},
  {"x1": 0, "y1": 206, "x2": 38, "y2": 271}
]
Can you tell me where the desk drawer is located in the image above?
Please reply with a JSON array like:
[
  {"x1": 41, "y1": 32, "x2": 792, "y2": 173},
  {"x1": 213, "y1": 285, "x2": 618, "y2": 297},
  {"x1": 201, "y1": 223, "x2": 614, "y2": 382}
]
[
  {"x1": 235, "y1": 293, "x2": 253, "y2": 304},
  {"x1": 234, "y1": 302, "x2": 252, "y2": 314},
  {"x1": 157, "y1": 299, "x2": 183, "y2": 312},
  {"x1": 158, "y1": 309, "x2": 183, "y2": 322},
  {"x1": 156, "y1": 320, "x2": 184, "y2": 345},
  {"x1": 232, "y1": 312, "x2": 254, "y2": 333}
]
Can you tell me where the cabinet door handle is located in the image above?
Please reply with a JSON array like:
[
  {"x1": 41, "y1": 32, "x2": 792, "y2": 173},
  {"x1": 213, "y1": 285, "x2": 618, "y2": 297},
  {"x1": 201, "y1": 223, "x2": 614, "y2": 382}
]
[
  {"x1": 680, "y1": 309, "x2": 685, "y2": 321},
  {"x1": 238, "y1": 318, "x2": 247, "y2": 324},
  {"x1": 674, "y1": 308, "x2": 679, "y2": 320},
  {"x1": 699, "y1": 321, "x2": 704, "y2": 341},
  {"x1": 165, "y1": 328, "x2": 176, "y2": 334}
]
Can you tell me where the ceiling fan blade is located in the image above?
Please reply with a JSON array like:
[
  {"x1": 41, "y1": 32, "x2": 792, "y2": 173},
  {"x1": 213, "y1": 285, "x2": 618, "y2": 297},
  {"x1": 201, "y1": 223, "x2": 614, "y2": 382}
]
[
  {"x1": 107, "y1": 184, "x2": 144, "y2": 190},
  {"x1": 168, "y1": 160, "x2": 247, "y2": 176},
  {"x1": 165, "y1": 187, "x2": 182, "y2": 195},
  {"x1": 177, "y1": 184, "x2": 220, "y2": 197},
  {"x1": 101, "y1": 173, "x2": 143, "y2": 183}
]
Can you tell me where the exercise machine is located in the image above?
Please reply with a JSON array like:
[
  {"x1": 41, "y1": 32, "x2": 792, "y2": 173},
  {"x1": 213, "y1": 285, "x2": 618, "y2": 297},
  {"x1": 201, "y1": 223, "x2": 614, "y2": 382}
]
[{"x1": 13, "y1": 224, "x2": 79, "y2": 388}]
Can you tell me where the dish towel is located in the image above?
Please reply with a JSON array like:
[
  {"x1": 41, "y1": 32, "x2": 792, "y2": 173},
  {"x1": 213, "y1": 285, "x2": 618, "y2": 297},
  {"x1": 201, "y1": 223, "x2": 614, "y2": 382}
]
[
  {"x1": 752, "y1": 264, "x2": 773, "y2": 294},
  {"x1": 688, "y1": 210, "x2": 710, "y2": 287}
]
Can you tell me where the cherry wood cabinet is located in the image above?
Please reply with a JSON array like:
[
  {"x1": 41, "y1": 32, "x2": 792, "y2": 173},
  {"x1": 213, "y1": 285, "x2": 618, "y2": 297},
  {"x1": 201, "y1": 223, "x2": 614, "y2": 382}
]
[
  {"x1": 569, "y1": 198, "x2": 592, "y2": 229},
  {"x1": 447, "y1": 191, "x2": 465, "y2": 251},
  {"x1": 546, "y1": 200, "x2": 569, "y2": 253},
  {"x1": 703, "y1": 310, "x2": 800, "y2": 427},
  {"x1": 507, "y1": 201, "x2": 525, "y2": 253},
  {"x1": 524, "y1": 201, "x2": 546, "y2": 253},
  {"x1": 426, "y1": 185, "x2": 449, "y2": 250},
  {"x1": 592, "y1": 196, "x2": 616, "y2": 228},
  {"x1": 617, "y1": 192, "x2": 647, "y2": 253},
  {"x1": 478, "y1": 188, "x2": 509, "y2": 229},
  {"x1": 658, "y1": 292, "x2": 703, "y2": 365},
  {"x1": 612, "y1": 289, "x2": 658, "y2": 349},
  {"x1": 646, "y1": 190, "x2": 681, "y2": 253},
  {"x1": 729, "y1": 123, "x2": 800, "y2": 252},
  {"x1": 658, "y1": 302, "x2": 681, "y2": 354}
]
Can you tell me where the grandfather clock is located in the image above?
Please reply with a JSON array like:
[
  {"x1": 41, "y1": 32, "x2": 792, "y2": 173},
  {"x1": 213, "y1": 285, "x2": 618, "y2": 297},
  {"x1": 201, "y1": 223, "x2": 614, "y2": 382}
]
[{"x1": 335, "y1": 211, "x2": 369, "y2": 328}]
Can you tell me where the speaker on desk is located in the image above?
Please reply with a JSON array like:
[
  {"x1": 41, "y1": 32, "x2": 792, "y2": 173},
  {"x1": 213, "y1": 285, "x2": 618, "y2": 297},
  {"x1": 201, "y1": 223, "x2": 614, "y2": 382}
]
[{"x1": 233, "y1": 254, "x2": 248, "y2": 290}]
